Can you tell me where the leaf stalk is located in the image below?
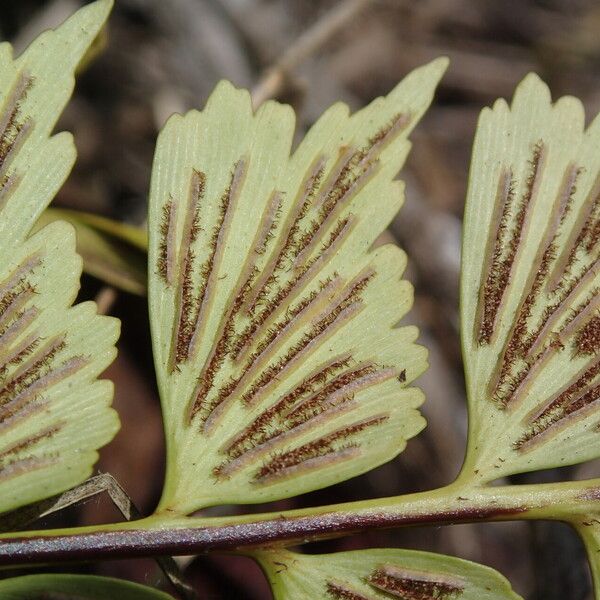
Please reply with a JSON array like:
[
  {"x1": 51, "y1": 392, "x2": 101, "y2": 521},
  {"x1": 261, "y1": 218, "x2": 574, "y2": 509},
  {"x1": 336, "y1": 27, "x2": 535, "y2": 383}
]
[{"x1": 1, "y1": 478, "x2": 598, "y2": 565}]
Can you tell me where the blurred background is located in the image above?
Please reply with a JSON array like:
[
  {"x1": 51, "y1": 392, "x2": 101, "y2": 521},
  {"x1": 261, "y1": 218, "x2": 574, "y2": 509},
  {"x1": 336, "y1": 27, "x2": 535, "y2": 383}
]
[{"x1": 2, "y1": 0, "x2": 600, "y2": 597}]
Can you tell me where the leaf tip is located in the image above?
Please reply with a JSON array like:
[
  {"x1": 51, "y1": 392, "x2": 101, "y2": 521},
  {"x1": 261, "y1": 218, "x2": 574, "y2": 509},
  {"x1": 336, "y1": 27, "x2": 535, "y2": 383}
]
[
  {"x1": 512, "y1": 72, "x2": 552, "y2": 109},
  {"x1": 83, "y1": 0, "x2": 115, "y2": 21},
  {"x1": 413, "y1": 56, "x2": 450, "y2": 88}
]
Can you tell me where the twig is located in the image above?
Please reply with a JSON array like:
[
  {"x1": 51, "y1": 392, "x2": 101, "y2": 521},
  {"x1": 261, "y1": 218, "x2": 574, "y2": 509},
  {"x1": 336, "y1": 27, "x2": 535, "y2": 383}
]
[
  {"x1": 94, "y1": 286, "x2": 118, "y2": 316},
  {"x1": 251, "y1": 0, "x2": 374, "y2": 107},
  {"x1": 10, "y1": 0, "x2": 78, "y2": 53}
]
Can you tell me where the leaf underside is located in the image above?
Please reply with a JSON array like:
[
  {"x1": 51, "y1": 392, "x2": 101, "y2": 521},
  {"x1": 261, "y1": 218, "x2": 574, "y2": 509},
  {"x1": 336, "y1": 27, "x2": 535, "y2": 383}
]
[
  {"x1": 149, "y1": 60, "x2": 447, "y2": 513},
  {"x1": 461, "y1": 74, "x2": 600, "y2": 483},
  {"x1": 258, "y1": 549, "x2": 522, "y2": 600},
  {"x1": 0, "y1": 574, "x2": 172, "y2": 599},
  {"x1": 0, "y1": 0, "x2": 119, "y2": 514}
]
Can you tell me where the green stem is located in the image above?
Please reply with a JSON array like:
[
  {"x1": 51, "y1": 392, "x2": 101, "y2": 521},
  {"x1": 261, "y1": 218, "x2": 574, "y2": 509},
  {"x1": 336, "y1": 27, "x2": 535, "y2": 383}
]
[{"x1": 1, "y1": 478, "x2": 598, "y2": 565}]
